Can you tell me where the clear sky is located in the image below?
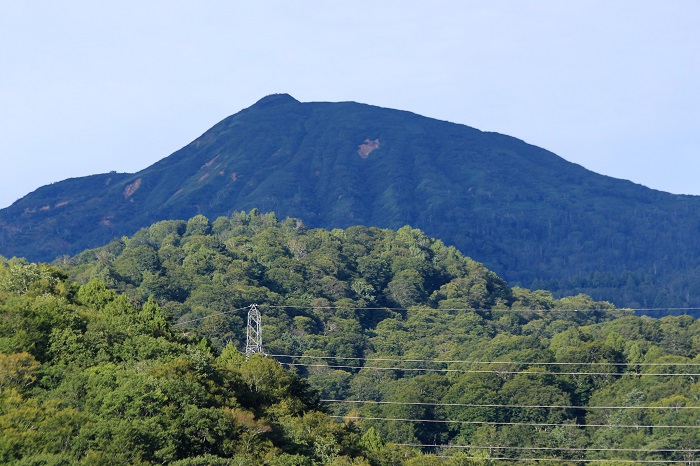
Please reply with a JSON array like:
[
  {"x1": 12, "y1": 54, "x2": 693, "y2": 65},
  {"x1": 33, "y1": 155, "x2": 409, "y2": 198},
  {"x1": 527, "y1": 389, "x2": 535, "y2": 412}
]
[{"x1": 1, "y1": 1, "x2": 699, "y2": 209}]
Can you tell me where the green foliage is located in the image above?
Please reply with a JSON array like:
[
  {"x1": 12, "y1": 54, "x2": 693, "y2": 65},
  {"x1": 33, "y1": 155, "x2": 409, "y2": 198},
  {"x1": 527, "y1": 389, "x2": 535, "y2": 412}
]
[
  {"x1": 3, "y1": 216, "x2": 700, "y2": 463},
  {"x1": 0, "y1": 259, "x2": 66, "y2": 296},
  {"x1": 0, "y1": 264, "x2": 373, "y2": 464}
]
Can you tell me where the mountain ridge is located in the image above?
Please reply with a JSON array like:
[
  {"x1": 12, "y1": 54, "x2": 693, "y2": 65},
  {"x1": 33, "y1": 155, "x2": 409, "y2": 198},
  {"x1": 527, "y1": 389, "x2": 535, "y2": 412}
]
[{"x1": 2, "y1": 95, "x2": 700, "y2": 308}]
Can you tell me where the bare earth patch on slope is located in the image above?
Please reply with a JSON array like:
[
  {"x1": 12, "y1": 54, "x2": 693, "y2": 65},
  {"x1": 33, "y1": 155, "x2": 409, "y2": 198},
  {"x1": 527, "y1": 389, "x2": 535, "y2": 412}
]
[{"x1": 357, "y1": 139, "x2": 380, "y2": 158}]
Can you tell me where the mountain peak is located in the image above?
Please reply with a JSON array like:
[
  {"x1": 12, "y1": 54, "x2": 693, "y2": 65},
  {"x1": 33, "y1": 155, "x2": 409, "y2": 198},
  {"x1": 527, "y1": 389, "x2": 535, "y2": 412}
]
[
  {"x1": 251, "y1": 93, "x2": 300, "y2": 109},
  {"x1": 4, "y1": 96, "x2": 700, "y2": 308}
]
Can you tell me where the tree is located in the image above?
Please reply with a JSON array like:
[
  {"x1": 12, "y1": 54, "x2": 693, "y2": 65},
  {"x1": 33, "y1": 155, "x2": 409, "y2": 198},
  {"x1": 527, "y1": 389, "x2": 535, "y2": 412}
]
[
  {"x1": 0, "y1": 352, "x2": 40, "y2": 391},
  {"x1": 0, "y1": 261, "x2": 64, "y2": 296},
  {"x1": 385, "y1": 270, "x2": 424, "y2": 308},
  {"x1": 185, "y1": 215, "x2": 212, "y2": 237}
]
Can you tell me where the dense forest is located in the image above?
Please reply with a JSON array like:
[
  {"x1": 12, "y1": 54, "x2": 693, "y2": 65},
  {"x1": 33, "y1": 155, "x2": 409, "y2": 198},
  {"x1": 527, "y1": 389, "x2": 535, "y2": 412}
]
[
  {"x1": 2, "y1": 210, "x2": 700, "y2": 464},
  {"x1": 0, "y1": 265, "x2": 390, "y2": 464}
]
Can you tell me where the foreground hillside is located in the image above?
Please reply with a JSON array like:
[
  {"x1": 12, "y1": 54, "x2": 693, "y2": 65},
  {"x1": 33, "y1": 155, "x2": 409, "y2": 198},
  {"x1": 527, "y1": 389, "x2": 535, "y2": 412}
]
[
  {"x1": 0, "y1": 271, "x2": 372, "y2": 464},
  {"x1": 29, "y1": 211, "x2": 697, "y2": 463},
  {"x1": 3, "y1": 95, "x2": 700, "y2": 308}
]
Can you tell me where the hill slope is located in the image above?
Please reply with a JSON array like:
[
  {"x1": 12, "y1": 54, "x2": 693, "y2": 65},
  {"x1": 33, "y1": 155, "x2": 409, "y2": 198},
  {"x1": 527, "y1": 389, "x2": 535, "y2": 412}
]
[
  {"x1": 4, "y1": 215, "x2": 697, "y2": 463},
  {"x1": 2, "y1": 94, "x2": 700, "y2": 307}
]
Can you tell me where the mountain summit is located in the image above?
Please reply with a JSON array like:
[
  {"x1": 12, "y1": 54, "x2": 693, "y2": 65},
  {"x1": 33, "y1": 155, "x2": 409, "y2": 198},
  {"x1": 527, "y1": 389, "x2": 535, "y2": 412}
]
[
  {"x1": 1, "y1": 95, "x2": 699, "y2": 307},
  {"x1": 251, "y1": 93, "x2": 301, "y2": 107}
]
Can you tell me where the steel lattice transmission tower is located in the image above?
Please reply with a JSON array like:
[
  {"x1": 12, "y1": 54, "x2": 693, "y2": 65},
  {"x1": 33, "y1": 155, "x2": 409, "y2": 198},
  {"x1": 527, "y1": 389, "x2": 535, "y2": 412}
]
[{"x1": 245, "y1": 304, "x2": 264, "y2": 358}]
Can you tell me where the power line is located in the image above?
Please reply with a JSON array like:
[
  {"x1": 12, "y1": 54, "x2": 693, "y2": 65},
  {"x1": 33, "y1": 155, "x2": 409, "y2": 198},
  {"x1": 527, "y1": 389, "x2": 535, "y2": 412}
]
[
  {"x1": 265, "y1": 305, "x2": 627, "y2": 313},
  {"x1": 397, "y1": 443, "x2": 700, "y2": 453},
  {"x1": 279, "y1": 362, "x2": 700, "y2": 377},
  {"x1": 269, "y1": 354, "x2": 700, "y2": 367},
  {"x1": 171, "y1": 303, "x2": 698, "y2": 327},
  {"x1": 264, "y1": 304, "x2": 700, "y2": 314},
  {"x1": 332, "y1": 415, "x2": 700, "y2": 429},
  {"x1": 429, "y1": 456, "x2": 698, "y2": 464},
  {"x1": 173, "y1": 306, "x2": 250, "y2": 326},
  {"x1": 322, "y1": 399, "x2": 700, "y2": 410}
]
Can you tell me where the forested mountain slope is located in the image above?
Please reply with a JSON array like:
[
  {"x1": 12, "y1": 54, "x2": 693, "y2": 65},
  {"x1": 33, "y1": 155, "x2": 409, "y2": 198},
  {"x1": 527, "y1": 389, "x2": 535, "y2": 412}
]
[
  {"x1": 0, "y1": 265, "x2": 381, "y2": 465},
  {"x1": 3, "y1": 94, "x2": 700, "y2": 308},
  {"x1": 2, "y1": 211, "x2": 698, "y2": 464}
]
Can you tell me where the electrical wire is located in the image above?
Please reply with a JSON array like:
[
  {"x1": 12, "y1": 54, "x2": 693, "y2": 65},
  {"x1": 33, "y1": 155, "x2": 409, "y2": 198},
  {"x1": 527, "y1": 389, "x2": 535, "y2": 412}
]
[
  {"x1": 172, "y1": 302, "x2": 698, "y2": 327},
  {"x1": 397, "y1": 443, "x2": 700, "y2": 453},
  {"x1": 331, "y1": 415, "x2": 700, "y2": 429},
  {"x1": 279, "y1": 362, "x2": 700, "y2": 377},
  {"x1": 263, "y1": 304, "x2": 700, "y2": 314},
  {"x1": 321, "y1": 399, "x2": 700, "y2": 410},
  {"x1": 429, "y1": 456, "x2": 698, "y2": 464},
  {"x1": 173, "y1": 306, "x2": 250, "y2": 326},
  {"x1": 269, "y1": 354, "x2": 700, "y2": 367},
  {"x1": 264, "y1": 304, "x2": 628, "y2": 313}
]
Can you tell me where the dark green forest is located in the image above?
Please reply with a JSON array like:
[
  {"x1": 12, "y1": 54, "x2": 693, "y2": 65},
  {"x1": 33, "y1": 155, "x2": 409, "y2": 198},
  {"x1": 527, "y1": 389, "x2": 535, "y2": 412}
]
[
  {"x1": 2, "y1": 211, "x2": 700, "y2": 464},
  {"x1": 0, "y1": 266, "x2": 380, "y2": 465},
  {"x1": 5, "y1": 95, "x2": 700, "y2": 309}
]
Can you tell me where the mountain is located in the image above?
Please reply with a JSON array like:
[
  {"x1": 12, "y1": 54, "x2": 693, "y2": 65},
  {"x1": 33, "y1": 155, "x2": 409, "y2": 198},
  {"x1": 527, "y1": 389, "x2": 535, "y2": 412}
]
[{"x1": 2, "y1": 93, "x2": 700, "y2": 308}]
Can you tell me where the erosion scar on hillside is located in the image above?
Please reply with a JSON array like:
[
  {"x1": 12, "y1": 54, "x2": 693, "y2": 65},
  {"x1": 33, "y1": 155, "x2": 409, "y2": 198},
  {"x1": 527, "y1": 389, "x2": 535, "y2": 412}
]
[{"x1": 357, "y1": 138, "x2": 380, "y2": 158}]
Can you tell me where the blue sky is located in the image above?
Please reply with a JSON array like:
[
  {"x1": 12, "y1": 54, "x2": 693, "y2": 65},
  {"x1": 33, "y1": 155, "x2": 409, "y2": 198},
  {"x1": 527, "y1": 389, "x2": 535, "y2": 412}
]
[{"x1": 1, "y1": 1, "x2": 699, "y2": 208}]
